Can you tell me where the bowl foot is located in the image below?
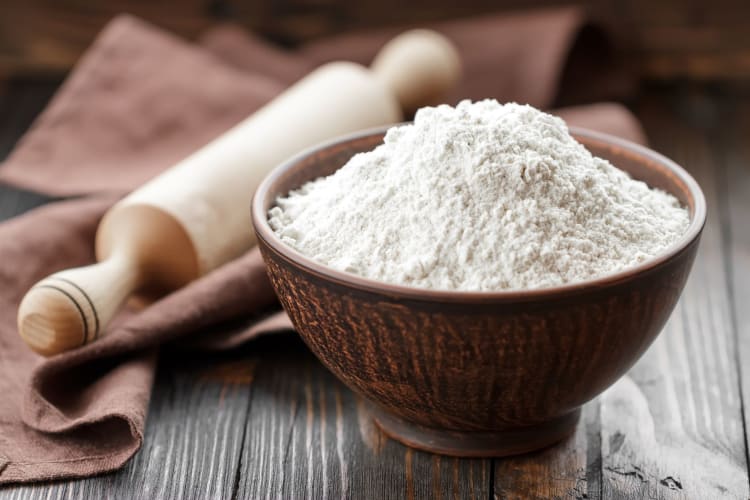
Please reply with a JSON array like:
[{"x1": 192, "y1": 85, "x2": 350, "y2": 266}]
[{"x1": 370, "y1": 406, "x2": 581, "y2": 457}]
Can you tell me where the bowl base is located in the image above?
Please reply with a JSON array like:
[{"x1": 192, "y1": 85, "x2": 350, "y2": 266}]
[{"x1": 370, "y1": 406, "x2": 581, "y2": 457}]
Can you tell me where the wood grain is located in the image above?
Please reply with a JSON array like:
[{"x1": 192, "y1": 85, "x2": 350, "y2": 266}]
[
  {"x1": 493, "y1": 403, "x2": 600, "y2": 499},
  {"x1": 722, "y1": 93, "x2": 750, "y2": 485},
  {"x1": 234, "y1": 338, "x2": 492, "y2": 499},
  {"x1": 599, "y1": 91, "x2": 749, "y2": 499}
]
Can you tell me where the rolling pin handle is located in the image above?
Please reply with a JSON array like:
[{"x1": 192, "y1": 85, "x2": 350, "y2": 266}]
[
  {"x1": 17, "y1": 252, "x2": 142, "y2": 356},
  {"x1": 370, "y1": 29, "x2": 461, "y2": 116}
]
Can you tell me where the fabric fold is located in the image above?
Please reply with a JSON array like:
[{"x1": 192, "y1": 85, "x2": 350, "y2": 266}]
[
  {"x1": 199, "y1": 24, "x2": 313, "y2": 83},
  {"x1": 0, "y1": 15, "x2": 285, "y2": 197},
  {"x1": 299, "y1": 7, "x2": 631, "y2": 109},
  {"x1": 0, "y1": 195, "x2": 146, "y2": 483}
]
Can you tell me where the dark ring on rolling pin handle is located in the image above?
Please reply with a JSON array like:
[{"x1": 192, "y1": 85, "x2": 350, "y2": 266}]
[
  {"x1": 48, "y1": 276, "x2": 100, "y2": 341},
  {"x1": 33, "y1": 284, "x2": 89, "y2": 347}
]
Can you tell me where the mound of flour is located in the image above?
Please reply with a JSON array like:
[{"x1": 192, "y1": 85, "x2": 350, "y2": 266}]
[{"x1": 268, "y1": 100, "x2": 690, "y2": 291}]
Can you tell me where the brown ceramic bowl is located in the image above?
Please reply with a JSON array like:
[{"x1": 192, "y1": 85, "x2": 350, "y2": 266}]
[{"x1": 251, "y1": 126, "x2": 706, "y2": 457}]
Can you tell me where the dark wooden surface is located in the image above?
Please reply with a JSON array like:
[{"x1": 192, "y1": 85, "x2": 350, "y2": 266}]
[
  {"x1": 0, "y1": 80, "x2": 749, "y2": 498},
  {"x1": 2, "y1": 1, "x2": 750, "y2": 81}
]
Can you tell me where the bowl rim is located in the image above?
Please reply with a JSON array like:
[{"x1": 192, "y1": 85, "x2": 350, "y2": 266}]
[{"x1": 252, "y1": 125, "x2": 707, "y2": 302}]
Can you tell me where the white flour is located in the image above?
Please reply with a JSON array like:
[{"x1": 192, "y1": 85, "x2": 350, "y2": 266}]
[{"x1": 268, "y1": 100, "x2": 690, "y2": 291}]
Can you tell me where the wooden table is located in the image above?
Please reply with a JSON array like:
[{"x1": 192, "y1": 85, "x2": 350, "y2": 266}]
[{"x1": 0, "y1": 80, "x2": 748, "y2": 499}]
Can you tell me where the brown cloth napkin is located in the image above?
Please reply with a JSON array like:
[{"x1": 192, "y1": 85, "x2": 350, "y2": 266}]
[{"x1": 0, "y1": 10, "x2": 645, "y2": 484}]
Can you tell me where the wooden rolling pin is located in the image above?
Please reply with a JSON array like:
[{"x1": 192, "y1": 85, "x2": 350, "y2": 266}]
[{"x1": 18, "y1": 29, "x2": 461, "y2": 356}]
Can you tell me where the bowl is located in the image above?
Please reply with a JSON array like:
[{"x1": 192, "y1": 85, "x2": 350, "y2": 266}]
[{"x1": 251, "y1": 126, "x2": 706, "y2": 457}]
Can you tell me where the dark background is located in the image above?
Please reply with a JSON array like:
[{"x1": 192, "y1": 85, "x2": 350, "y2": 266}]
[{"x1": 1, "y1": 0, "x2": 750, "y2": 82}]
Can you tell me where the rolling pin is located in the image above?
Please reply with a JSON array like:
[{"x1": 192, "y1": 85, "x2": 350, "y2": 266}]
[{"x1": 18, "y1": 29, "x2": 461, "y2": 356}]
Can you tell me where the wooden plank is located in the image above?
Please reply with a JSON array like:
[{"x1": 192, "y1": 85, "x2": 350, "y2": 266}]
[
  {"x1": 599, "y1": 90, "x2": 749, "y2": 499},
  {"x1": 639, "y1": 52, "x2": 750, "y2": 81},
  {"x1": 235, "y1": 336, "x2": 492, "y2": 499},
  {"x1": 5, "y1": 0, "x2": 750, "y2": 81},
  {"x1": 0, "y1": 353, "x2": 256, "y2": 500},
  {"x1": 721, "y1": 93, "x2": 750, "y2": 488},
  {"x1": 0, "y1": 1, "x2": 222, "y2": 77},
  {"x1": 493, "y1": 403, "x2": 600, "y2": 499}
]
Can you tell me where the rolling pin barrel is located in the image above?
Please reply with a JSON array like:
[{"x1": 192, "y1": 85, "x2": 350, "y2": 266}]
[{"x1": 17, "y1": 30, "x2": 461, "y2": 356}]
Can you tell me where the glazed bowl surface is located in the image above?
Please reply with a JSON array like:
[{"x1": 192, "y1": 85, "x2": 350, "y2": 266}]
[{"x1": 251, "y1": 126, "x2": 706, "y2": 456}]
